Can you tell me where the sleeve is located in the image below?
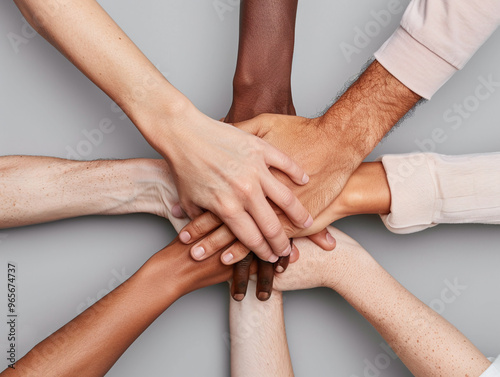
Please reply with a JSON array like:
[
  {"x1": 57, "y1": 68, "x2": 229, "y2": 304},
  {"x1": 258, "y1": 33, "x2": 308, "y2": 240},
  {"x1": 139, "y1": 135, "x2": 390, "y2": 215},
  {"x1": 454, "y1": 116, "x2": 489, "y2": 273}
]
[
  {"x1": 480, "y1": 356, "x2": 500, "y2": 377},
  {"x1": 374, "y1": 0, "x2": 500, "y2": 99},
  {"x1": 377, "y1": 152, "x2": 500, "y2": 234}
]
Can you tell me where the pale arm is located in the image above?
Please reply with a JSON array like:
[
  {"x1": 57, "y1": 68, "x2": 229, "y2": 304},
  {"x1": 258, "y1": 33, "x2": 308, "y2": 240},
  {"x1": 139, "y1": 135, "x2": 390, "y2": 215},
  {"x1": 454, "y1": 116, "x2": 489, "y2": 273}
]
[
  {"x1": 273, "y1": 228, "x2": 492, "y2": 377},
  {"x1": 0, "y1": 156, "x2": 184, "y2": 229},
  {"x1": 229, "y1": 280, "x2": 293, "y2": 377},
  {"x1": 13, "y1": 0, "x2": 312, "y2": 263}
]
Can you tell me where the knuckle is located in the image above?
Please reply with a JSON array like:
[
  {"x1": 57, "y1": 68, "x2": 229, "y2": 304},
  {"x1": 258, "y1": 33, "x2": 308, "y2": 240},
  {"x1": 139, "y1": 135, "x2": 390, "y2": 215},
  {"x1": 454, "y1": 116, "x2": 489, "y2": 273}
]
[
  {"x1": 279, "y1": 188, "x2": 295, "y2": 208},
  {"x1": 218, "y1": 201, "x2": 240, "y2": 220},
  {"x1": 258, "y1": 278, "x2": 272, "y2": 287},
  {"x1": 245, "y1": 234, "x2": 266, "y2": 251},
  {"x1": 190, "y1": 218, "x2": 207, "y2": 236},
  {"x1": 262, "y1": 220, "x2": 283, "y2": 239}
]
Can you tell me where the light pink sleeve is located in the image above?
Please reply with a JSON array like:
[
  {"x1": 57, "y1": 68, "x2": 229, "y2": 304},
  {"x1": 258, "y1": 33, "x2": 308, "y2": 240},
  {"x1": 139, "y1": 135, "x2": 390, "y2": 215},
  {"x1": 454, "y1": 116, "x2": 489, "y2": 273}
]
[
  {"x1": 374, "y1": 0, "x2": 500, "y2": 99},
  {"x1": 377, "y1": 152, "x2": 500, "y2": 234}
]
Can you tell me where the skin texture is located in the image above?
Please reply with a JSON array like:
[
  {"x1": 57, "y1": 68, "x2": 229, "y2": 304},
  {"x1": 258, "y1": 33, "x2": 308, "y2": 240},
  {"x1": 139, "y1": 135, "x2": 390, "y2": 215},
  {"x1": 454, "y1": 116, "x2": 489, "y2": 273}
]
[
  {"x1": 13, "y1": 0, "x2": 312, "y2": 263},
  {"x1": 0, "y1": 238, "x2": 234, "y2": 377},
  {"x1": 180, "y1": 60, "x2": 419, "y2": 262},
  {"x1": 268, "y1": 227, "x2": 492, "y2": 377}
]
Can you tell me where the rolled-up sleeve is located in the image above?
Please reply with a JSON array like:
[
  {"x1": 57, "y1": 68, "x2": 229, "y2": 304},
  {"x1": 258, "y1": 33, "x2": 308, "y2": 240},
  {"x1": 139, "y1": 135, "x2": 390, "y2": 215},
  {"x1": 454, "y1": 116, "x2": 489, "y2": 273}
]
[
  {"x1": 378, "y1": 152, "x2": 500, "y2": 234},
  {"x1": 374, "y1": 1, "x2": 500, "y2": 99}
]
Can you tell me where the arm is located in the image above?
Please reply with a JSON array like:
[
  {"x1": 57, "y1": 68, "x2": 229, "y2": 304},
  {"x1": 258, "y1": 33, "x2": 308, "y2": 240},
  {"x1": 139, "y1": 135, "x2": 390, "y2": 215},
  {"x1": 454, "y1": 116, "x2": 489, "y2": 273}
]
[
  {"x1": 225, "y1": 0, "x2": 298, "y2": 123},
  {"x1": 229, "y1": 280, "x2": 293, "y2": 377},
  {"x1": 0, "y1": 156, "x2": 185, "y2": 229},
  {"x1": 0, "y1": 237, "x2": 232, "y2": 376},
  {"x1": 375, "y1": 0, "x2": 500, "y2": 99},
  {"x1": 13, "y1": 0, "x2": 312, "y2": 263},
  {"x1": 273, "y1": 228, "x2": 492, "y2": 377}
]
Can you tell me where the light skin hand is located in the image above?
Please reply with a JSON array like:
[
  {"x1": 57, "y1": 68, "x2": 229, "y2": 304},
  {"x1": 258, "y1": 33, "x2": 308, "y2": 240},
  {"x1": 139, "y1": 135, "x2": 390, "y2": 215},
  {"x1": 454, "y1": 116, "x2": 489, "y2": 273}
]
[
  {"x1": 0, "y1": 237, "x2": 234, "y2": 377},
  {"x1": 179, "y1": 161, "x2": 390, "y2": 263},
  {"x1": 180, "y1": 60, "x2": 418, "y2": 259},
  {"x1": 271, "y1": 227, "x2": 491, "y2": 377},
  {"x1": 13, "y1": 0, "x2": 312, "y2": 262}
]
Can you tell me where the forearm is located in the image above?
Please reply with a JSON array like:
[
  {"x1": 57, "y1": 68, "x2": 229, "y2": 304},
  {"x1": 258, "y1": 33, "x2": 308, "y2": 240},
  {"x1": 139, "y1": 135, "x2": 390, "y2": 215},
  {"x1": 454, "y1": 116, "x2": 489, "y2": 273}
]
[
  {"x1": 228, "y1": 0, "x2": 298, "y2": 120},
  {"x1": 13, "y1": 0, "x2": 190, "y2": 139},
  {"x1": 320, "y1": 61, "x2": 421, "y2": 162},
  {"x1": 0, "y1": 256, "x2": 179, "y2": 376},
  {"x1": 329, "y1": 249, "x2": 490, "y2": 377},
  {"x1": 0, "y1": 156, "x2": 175, "y2": 229},
  {"x1": 230, "y1": 281, "x2": 293, "y2": 377}
]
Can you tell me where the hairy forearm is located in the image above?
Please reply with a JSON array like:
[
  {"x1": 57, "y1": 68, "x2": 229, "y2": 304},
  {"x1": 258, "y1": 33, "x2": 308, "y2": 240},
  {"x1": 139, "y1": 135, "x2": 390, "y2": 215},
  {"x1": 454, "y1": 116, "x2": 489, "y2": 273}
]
[
  {"x1": 13, "y1": 0, "x2": 189, "y2": 136},
  {"x1": 230, "y1": 281, "x2": 293, "y2": 377},
  {"x1": 320, "y1": 61, "x2": 421, "y2": 161},
  {"x1": 0, "y1": 156, "x2": 175, "y2": 229},
  {"x1": 228, "y1": 0, "x2": 298, "y2": 120},
  {"x1": 329, "y1": 250, "x2": 490, "y2": 377}
]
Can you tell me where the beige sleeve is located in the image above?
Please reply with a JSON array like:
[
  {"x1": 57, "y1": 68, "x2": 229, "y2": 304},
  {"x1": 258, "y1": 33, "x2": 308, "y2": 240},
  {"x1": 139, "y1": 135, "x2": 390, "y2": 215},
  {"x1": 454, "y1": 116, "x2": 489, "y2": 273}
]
[
  {"x1": 378, "y1": 152, "x2": 500, "y2": 234},
  {"x1": 374, "y1": 0, "x2": 500, "y2": 99}
]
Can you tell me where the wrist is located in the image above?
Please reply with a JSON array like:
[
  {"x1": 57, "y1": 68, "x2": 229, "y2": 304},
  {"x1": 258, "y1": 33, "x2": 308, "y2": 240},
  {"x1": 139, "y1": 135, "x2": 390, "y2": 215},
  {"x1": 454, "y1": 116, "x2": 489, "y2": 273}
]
[
  {"x1": 126, "y1": 83, "x2": 196, "y2": 153},
  {"x1": 124, "y1": 159, "x2": 177, "y2": 219},
  {"x1": 331, "y1": 162, "x2": 391, "y2": 220}
]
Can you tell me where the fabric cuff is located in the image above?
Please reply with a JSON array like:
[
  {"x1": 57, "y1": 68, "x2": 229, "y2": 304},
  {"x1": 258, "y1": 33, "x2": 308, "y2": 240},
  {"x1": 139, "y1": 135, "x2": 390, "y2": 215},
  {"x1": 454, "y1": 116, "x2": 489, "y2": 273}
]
[
  {"x1": 377, "y1": 153, "x2": 437, "y2": 234},
  {"x1": 374, "y1": 26, "x2": 458, "y2": 100}
]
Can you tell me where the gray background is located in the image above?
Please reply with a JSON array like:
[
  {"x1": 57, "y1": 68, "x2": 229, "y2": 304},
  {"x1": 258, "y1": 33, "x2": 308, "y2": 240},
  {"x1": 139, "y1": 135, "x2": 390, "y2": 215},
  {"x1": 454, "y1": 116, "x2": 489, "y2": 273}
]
[{"x1": 1, "y1": 0, "x2": 499, "y2": 376}]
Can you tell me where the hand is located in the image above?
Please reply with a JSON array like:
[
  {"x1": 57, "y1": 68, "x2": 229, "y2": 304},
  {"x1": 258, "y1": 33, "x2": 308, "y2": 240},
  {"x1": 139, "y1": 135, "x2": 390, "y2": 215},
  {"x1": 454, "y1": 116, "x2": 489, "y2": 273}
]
[
  {"x1": 156, "y1": 107, "x2": 312, "y2": 264},
  {"x1": 271, "y1": 227, "x2": 366, "y2": 293}
]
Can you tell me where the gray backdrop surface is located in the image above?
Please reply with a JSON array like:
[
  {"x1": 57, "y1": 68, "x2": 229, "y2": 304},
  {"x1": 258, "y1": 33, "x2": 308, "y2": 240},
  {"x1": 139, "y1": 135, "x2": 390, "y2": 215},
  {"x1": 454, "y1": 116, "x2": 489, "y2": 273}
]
[{"x1": 1, "y1": 1, "x2": 499, "y2": 376}]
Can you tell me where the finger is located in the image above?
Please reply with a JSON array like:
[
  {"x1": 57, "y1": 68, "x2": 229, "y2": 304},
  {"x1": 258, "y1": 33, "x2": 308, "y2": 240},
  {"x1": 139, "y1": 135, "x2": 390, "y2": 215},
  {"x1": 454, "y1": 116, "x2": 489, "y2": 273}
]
[
  {"x1": 256, "y1": 259, "x2": 275, "y2": 301},
  {"x1": 171, "y1": 203, "x2": 186, "y2": 218},
  {"x1": 179, "y1": 211, "x2": 223, "y2": 245},
  {"x1": 231, "y1": 253, "x2": 254, "y2": 301},
  {"x1": 275, "y1": 255, "x2": 290, "y2": 274},
  {"x1": 289, "y1": 241, "x2": 300, "y2": 264},
  {"x1": 221, "y1": 241, "x2": 250, "y2": 265},
  {"x1": 189, "y1": 224, "x2": 237, "y2": 261},
  {"x1": 263, "y1": 144, "x2": 309, "y2": 186},
  {"x1": 246, "y1": 193, "x2": 292, "y2": 258},
  {"x1": 181, "y1": 201, "x2": 204, "y2": 220},
  {"x1": 262, "y1": 174, "x2": 313, "y2": 230},
  {"x1": 222, "y1": 211, "x2": 276, "y2": 263},
  {"x1": 307, "y1": 228, "x2": 336, "y2": 251}
]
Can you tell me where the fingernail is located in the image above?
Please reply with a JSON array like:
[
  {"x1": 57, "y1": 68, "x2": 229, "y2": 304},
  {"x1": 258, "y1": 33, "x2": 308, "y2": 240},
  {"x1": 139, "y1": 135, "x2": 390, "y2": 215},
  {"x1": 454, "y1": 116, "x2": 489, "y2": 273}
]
[
  {"x1": 282, "y1": 245, "x2": 291, "y2": 256},
  {"x1": 303, "y1": 214, "x2": 313, "y2": 228},
  {"x1": 222, "y1": 253, "x2": 234, "y2": 264},
  {"x1": 326, "y1": 232, "x2": 335, "y2": 245},
  {"x1": 233, "y1": 294, "x2": 245, "y2": 301},
  {"x1": 179, "y1": 231, "x2": 191, "y2": 243},
  {"x1": 258, "y1": 292, "x2": 270, "y2": 301},
  {"x1": 275, "y1": 265, "x2": 285, "y2": 273},
  {"x1": 302, "y1": 173, "x2": 310, "y2": 184},
  {"x1": 192, "y1": 246, "x2": 205, "y2": 259},
  {"x1": 268, "y1": 254, "x2": 279, "y2": 263}
]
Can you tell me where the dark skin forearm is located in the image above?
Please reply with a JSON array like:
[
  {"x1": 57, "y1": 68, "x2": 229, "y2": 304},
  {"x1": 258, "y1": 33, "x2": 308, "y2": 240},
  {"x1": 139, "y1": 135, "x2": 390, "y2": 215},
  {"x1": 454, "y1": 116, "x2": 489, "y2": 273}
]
[{"x1": 226, "y1": 0, "x2": 298, "y2": 122}]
